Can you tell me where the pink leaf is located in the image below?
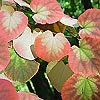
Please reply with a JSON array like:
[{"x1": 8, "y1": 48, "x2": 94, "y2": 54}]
[
  {"x1": 30, "y1": 0, "x2": 64, "y2": 24},
  {"x1": 18, "y1": 92, "x2": 43, "y2": 100},
  {"x1": 34, "y1": 30, "x2": 71, "y2": 62},
  {"x1": 0, "y1": 79, "x2": 18, "y2": 100},
  {"x1": 61, "y1": 74, "x2": 100, "y2": 100},
  {"x1": 78, "y1": 8, "x2": 100, "y2": 38},
  {"x1": 68, "y1": 37, "x2": 100, "y2": 76},
  {"x1": 0, "y1": 10, "x2": 28, "y2": 41},
  {"x1": 0, "y1": 33, "x2": 10, "y2": 71}
]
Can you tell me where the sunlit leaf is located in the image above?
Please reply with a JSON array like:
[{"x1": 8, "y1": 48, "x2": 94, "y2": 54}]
[
  {"x1": 13, "y1": 27, "x2": 42, "y2": 60},
  {"x1": 4, "y1": 49, "x2": 40, "y2": 83},
  {"x1": 30, "y1": 0, "x2": 64, "y2": 24},
  {"x1": 0, "y1": 33, "x2": 10, "y2": 71},
  {"x1": 78, "y1": 8, "x2": 100, "y2": 38},
  {"x1": 18, "y1": 92, "x2": 43, "y2": 100},
  {"x1": 68, "y1": 37, "x2": 100, "y2": 76},
  {"x1": 0, "y1": 79, "x2": 18, "y2": 100},
  {"x1": 0, "y1": 9, "x2": 28, "y2": 41},
  {"x1": 61, "y1": 74, "x2": 100, "y2": 100},
  {"x1": 14, "y1": 0, "x2": 30, "y2": 8},
  {"x1": 46, "y1": 61, "x2": 73, "y2": 92},
  {"x1": 36, "y1": 21, "x2": 66, "y2": 33},
  {"x1": 34, "y1": 30, "x2": 71, "y2": 62},
  {"x1": 60, "y1": 14, "x2": 79, "y2": 27}
]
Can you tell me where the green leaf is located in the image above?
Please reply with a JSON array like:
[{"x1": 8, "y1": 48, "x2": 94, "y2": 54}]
[
  {"x1": 75, "y1": 75, "x2": 98, "y2": 100},
  {"x1": 4, "y1": 49, "x2": 40, "y2": 83},
  {"x1": 46, "y1": 61, "x2": 73, "y2": 92}
]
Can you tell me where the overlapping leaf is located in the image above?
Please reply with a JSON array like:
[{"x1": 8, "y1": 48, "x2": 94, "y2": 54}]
[
  {"x1": 18, "y1": 92, "x2": 43, "y2": 100},
  {"x1": 60, "y1": 14, "x2": 79, "y2": 27},
  {"x1": 36, "y1": 21, "x2": 66, "y2": 33},
  {"x1": 46, "y1": 61, "x2": 73, "y2": 92},
  {"x1": 0, "y1": 79, "x2": 18, "y2": 100},
  {"x1": 30, "y1": 0, "x2": 64, "y2": 24},
  {"x1": 13, "y1": 27, "x2": 42, "y2": 60},
  {"x1": 78, "y1": 8, "x2": 100, "y2": 38},
  {"x1": 0, "y1": 33, "x2": 10, "y2": 71},
  {"x1": 34, "y1": 30, "x2": 71, "y2": 62},
  {"x1": 0, "y1": 9, "x2": 28, "y2": 41},
  {"x1": 68, "y1": 37, "x2": 100, "y2": 76},
  {"x1": 4, "y1": 49, "x2": 40, "y2": 83},
  {"x1": 61, "y1": 74, "x2": 100, "y2": 100},
  {"x1": 14, "y1": 0, "x2": 30, "y2": 8}
]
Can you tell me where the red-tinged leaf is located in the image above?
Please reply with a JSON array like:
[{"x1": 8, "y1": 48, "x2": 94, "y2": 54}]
[
  {"x1": 0, "y1": 33, "x2": 10, "y2": 71},
  {"x1": 0, "y1": 10, "x2": 28, "y2": 41},
  {"x1": 68, "y1": 37, "x2": 100, "y2": 76},
  {"x1": 13, "y1": 27, "x2": 42, "y2": 60},
  {"x1": 0, "y1": 79, "x2": 18, "y2": 100},
  {"x1": 30, "y1": 0, "x2": 64, "y2": 24},
  {"x1": 18, "y1": 92, "x2": 43, "y2": 100},
  {"x1": 78, "y1": 8, "x2": 100, "y2": 38},
  {"x1": 60, "y1": 14, "x2": 79, "y2": 27},
  {"x1": 34, "y1": 30, "x2": 71, "y2": 62},
  {"x1": 4, "y1": 49, "x2": 40, "y2": 83},
  {"x1": 61, "y1": 74, "x2": 100, "y2": 100},
  {"x1": 46, "y1": 61, "x2": 73, "y2": 92}
]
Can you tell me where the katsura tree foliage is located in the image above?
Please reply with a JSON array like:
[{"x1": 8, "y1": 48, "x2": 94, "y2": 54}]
[{"x1": 0, "y1": 0, "x2": 100, "y2": 100}]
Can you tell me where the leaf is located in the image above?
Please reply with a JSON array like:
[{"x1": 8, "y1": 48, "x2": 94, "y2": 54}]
[
  {"x1": 0, "y1": 10, "x2": 28, "y2": 41},
  {"x1": 30, "y1": 0, "x2": 64, "y2": 24},
  {"x1": 34, "y1": 30, "x2": 71, "y2": 62},
  {"x1": 78, "y1": 8, "x2": 100, "y2": 38},
  {"x1": 68, "y1": 37, "x2": 100, "y2": 76},
  {"x1": 0, "y1": 73, "x2": 13, "y2": 82},
  {"x1": 0, "y1": 33, "x2": 10, "y2": 71},
  {"x1": 4, "y1": 49, "x2": 40, "y2": 83},
  {"x1": 13, "y1": 27, "x2": 42, "y2": 60},
  {"x1": 14, "y1": 0, "x2": 30, "y2": 8},
  {"x1": 0, "y1": 79, "x2": 18, "y2": 100},
  {"x1": 36, "y1": 21, "x2": 66, "y2": 33},
  {"x1": 18, "y1": 92, "x2": 43, "y2": 100},
  {"x1": 46, "y1": 61, "x2": 73, "y2": 92},
  {"x1": 61, "y1": 74, "x2": 100, "y2": 100},
  {"x1": 60, "y1": 14, "x2": 79, "y2": 27}
]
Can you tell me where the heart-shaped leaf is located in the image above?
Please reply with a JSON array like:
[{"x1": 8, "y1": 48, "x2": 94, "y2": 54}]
[
  {"x1": 0, "y1": 79, "x2": 18, "y2": 100},
  {"x1": 61, "y1": 74, "x2": 100, "y2": 100},
  {"x1": 18, "y1": 92, "x2": 43, "y2": 100},
  {"x1": 4, "y1": 49, "x2": 40, "y2": 83},
  {"x1": 34, "y1": 30, "x2": 71, "y2": 62},
  {"x1": 78, "y1": 8, "x2": 100, "y2": 38},
  {"x1": 13, "y1": 27, "x2": 42, "y2": 60},
  {"x1": 0, "y1": 10, "x2": 28, "y2": 41},
  {"x1": 68, "y1": 37, "x2": 100, "y2": 76},
  {"x1": 46, "y1": 61, "x2": 73, "y2": 92},
  {"x1": 30, "y1": 0, "x2": 64, "y2": 24},
  {"x1": 0, "y1": 33, "x2": 10, "y2": 71}
]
